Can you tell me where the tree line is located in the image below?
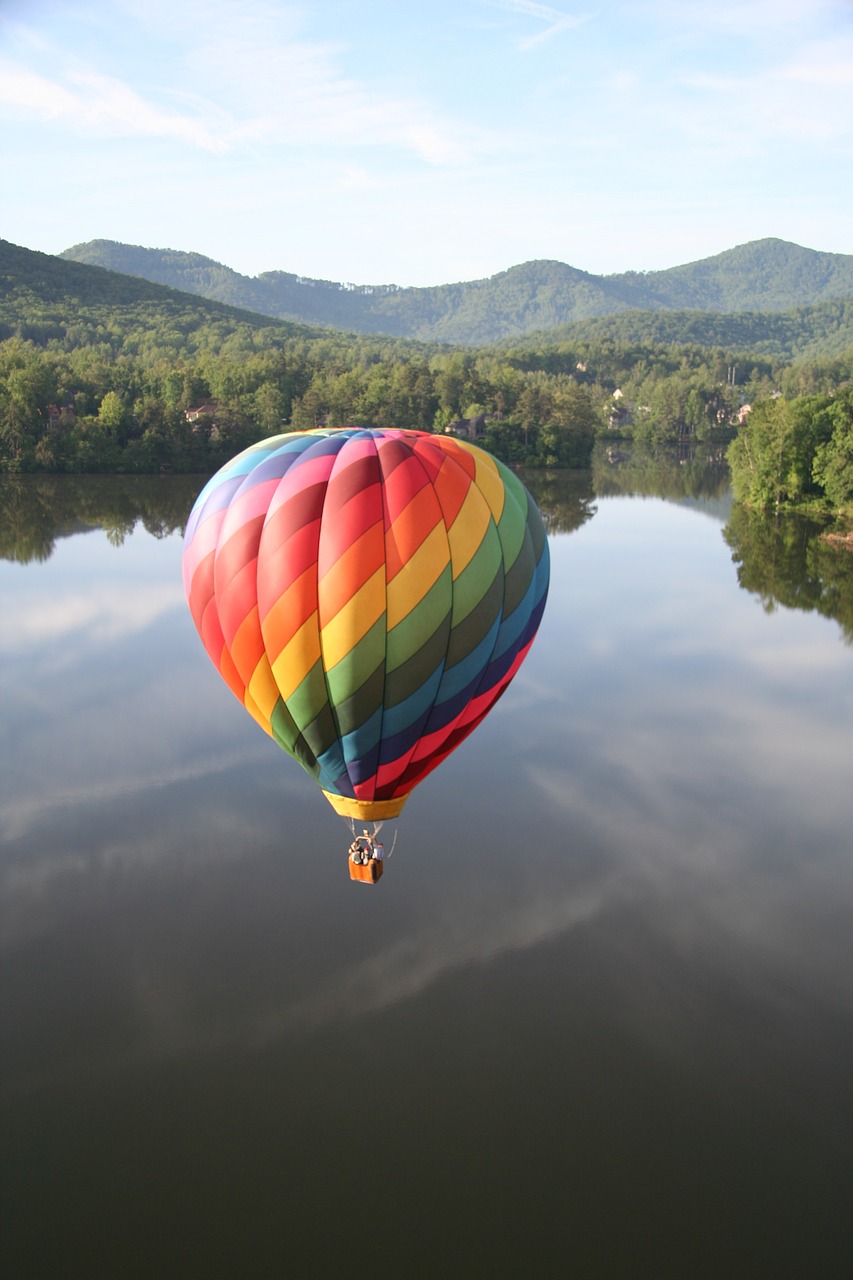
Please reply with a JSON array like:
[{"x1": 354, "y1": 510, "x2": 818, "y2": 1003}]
[
  {"x1": 1, "y1": 282, "x2": 852, "y2": 514},
  {"x1": 726, "y1": 387, "x2": 853, "y2": 513}
]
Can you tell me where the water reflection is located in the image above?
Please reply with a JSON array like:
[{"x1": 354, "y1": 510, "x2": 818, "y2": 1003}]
[
  {"x1": 518, "y1": 467, "x2": 597, "y2": 536},
  {"x1": 724, "y1": 503, "x2": 853, "y2": 643},
  {"x1": 2, "y1": 458, "x2": 853, "y2": 1278},
  {"x1": 590, "y1": 438, "x2": 732, "y2": 503},
  {"x1": 0, "y1": 473, "x2": 201, "y2": 563}
]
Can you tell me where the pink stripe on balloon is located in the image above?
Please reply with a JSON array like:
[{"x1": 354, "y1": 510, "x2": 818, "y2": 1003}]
[
  {"x1": 266, "y1": 451, "x2": 337, "y2": 515},
  {"x1": 182, "y1": 506, "x2": 227, "y2": 593},
  {"x1": 225, "y1": 476, "x2": 283, "y2": 530}
]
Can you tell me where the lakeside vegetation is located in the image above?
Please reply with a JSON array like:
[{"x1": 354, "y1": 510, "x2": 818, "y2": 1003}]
[
  {"x1": 1, "y1": 238, "x2": 852, "y2": 521},
  {"x1": 726, "y1": 388, "x2": 853, "y2": 516},
  {"x1": 5, "y1": 460, "x2": 851, "y2": 645}
]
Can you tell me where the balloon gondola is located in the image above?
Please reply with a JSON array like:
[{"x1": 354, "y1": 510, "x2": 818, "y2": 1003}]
[{"x1": 182, "y1": 427, "x2": 549, "y2": 882}]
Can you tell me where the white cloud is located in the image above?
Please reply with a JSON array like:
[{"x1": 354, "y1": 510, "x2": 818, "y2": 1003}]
[
  {"x1": 0, "y1": 747, "x2": 264, "y2": 848},
  {"x1": 0, "y1": 59, "x2": 234, "y2": 151},
  {"x1": 182, "y1": 25, "x2": 487, "y2": 165},
  {"x1": 0, "y1": 581, "x2": 184, "y2": 653},
  {"x1": 631, "y1": 0, "x2": 846, "y2": 38},
  {"x1": 0, "y1": 0, "x2": 491, "y2": 168},
  {"x1": 254, "y1": 880, "x2": 614, "y2": 1039},
  {"x1": 783, "y1": 44, "x2": 853, "y2": 87},
  {"x1": 478, "y1": 0, "x2": 592, "y2": 49}
]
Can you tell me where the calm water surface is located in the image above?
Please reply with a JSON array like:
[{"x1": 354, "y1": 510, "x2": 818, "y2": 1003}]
[{"x1": 2, "y1": 456, "x2": 852, "y2": 1278}]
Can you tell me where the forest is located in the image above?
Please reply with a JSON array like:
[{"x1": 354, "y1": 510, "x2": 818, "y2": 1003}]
[
  {"x1": 1, "y1": 238, "x2": 852, "y2": 515},
  {"x1": 61, "y1": 236, "x2": 853, "y2": 347}
]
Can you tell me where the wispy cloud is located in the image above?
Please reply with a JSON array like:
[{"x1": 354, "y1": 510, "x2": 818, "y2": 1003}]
[
  {"x1": 254, "y1": 880, "x2": 614, "y2": 1039},
  {"x1": 0, "y1": 60, "x2": 235, "y2": 151},
  {"x1": 0, "y1": 580, "x2": 184, "y2": 652},
  {"x1": 679, "y1": 36, "x2": 853, "y2": 147},
  {"x1": 479, "y1": 0, "x2": 592, "y2": 49},
  {"x1": 630, "y1": 0, "x2": 846, "y2": 38},
  {"x1": 172, "y1": 8, "x2": 490, "y2": 165},
  {"x1": 0, "y1": 0, "x2": 494, "y2": 167}
]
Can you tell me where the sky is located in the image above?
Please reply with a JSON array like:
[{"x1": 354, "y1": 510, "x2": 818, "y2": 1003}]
[{"x1": 1, "y1": 0, "x2": 852, "y2": 286}]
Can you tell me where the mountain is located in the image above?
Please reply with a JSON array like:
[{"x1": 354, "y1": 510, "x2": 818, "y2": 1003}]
[
  {"x1": 3, "y1": 238, "x2": 853, "y2": 361},
  {"x1": 0, "y1": 237, "x2": 316, "y2": 338},
  {"x1": 60, "y1": 237, "x2": 853, "y2": 344}
]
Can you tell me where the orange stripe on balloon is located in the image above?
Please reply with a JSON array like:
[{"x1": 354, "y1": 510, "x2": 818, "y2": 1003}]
[
  {"x1": 260, "y1": 564, "x2": 318, "y2": 664},
  {"x1": 384, "y1": 484, "x2": 442, "y2": 582},
  {"x1": 431, "y1": 453, "x2": 473, "y2": 528},
  {"x1": 246, "y1": 653, "x2": 282, "y2": 723},
  {"x1": 318, "y1": 520, "x2": 385, "y2": 620},
  {"x1": 229, "y1": 605, "x2": 266, "y2": 686},
  {"x1": 319, "y1": 566, "x2": 386, "y2": 669},
  {"x1": 257, "y1": 518, "x2": 322, "y2": 611},
  {"x1": 271, "y1": 611, "x2": 322, "y2": 701},
  {"x1": 317, "y1": 480, "x2": 382, "y2": 578}
]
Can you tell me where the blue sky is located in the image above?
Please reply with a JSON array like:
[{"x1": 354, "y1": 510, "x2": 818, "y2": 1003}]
[{"x1": 2, "y1": 0, "x2": 852, "y2": 285}]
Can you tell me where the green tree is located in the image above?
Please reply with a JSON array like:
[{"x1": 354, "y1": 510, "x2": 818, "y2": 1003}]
[
  {"x1": 97, "y1": 390, "x2": 126, "y2": 434},
  {"x1": 727, "y1": 395, "x2": 834, "y2": 509},
  {"x1": 812, "y1": 390, "x2": 853, "y2": 510}
]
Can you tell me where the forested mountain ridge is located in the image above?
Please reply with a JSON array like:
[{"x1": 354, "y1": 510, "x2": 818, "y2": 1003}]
[
  {"x1": 61, "y1": 236, "x2": 853, "y2": 344},
  {"x1": 0, "y1": 237, "x2": 316, "y2": 337},
  {"x1": 3, "y1": 237, "x2": 853, "y2": 498},
  {"x1": 5, "y1": 237, "x2": 853, "y2": 363},
  {"x1": 506, "y1": 296, "x2": 853, "y2": 362}
]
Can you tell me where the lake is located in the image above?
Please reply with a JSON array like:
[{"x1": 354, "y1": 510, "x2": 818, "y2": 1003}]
[{"x1": 2, "y1": 448, "x2": 852, "y2": 1279}]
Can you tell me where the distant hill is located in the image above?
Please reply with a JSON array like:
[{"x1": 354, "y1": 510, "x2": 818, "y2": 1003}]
[
  {"x1": 504, "y1": 296, "x2": 853, "y2": 362},
  {"x1": 0, "y1": 237, "x2": 316, "y2": 340},
  {"x1": 2, "y1": 238, "x2": 853, "y2": 362},
  {"x1": 60, "y1": 237, "x2": 853, "y2": 344}
]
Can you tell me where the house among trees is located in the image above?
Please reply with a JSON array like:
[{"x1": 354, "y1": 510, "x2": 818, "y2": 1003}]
[
  {"x1": 46, "y1": 403, "x2": 74, "y2": 426},
  {"x1": 185, "y1": 400, "x2": 219, "y2": 423},
  {"x1": 445, "y1": 413, "x2": 487, "y2": 441}
]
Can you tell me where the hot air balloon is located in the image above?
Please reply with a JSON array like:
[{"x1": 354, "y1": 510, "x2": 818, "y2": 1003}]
[{"x1": 182, "y1": 427, "x2": 549, "y2": 879}]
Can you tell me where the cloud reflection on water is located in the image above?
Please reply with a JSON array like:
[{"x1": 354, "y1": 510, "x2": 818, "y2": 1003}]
[{"x1": 1, "y1": 481, "x2": 852, "y2": 1117}]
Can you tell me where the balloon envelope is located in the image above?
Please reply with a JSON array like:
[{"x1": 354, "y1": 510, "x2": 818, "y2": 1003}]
[{"x1": 182, "y1": 428, "x2": 549, "y2": 821}]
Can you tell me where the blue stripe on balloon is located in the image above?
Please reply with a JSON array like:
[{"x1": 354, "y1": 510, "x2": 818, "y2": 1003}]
[
  {"x1": 490, "y1": 566, "x2": 544, "y2": 659},
  {"x1": 376, "y1": 707, "x2": 433, "y2": 768},
  {"x1": 433, "y1": 618, "x2": 501, "y2": 705},
  {"x1": 314, "y1": 741, "x2": 351, "y2": 794},
  {"x1": 380, "y1": 666, "x2": 444, "y2": 741}
]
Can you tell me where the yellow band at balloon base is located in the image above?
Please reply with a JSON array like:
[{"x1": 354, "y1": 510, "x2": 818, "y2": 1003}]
[{"x1": 322, "y1": 790, "x2": 410, "y2": 821}]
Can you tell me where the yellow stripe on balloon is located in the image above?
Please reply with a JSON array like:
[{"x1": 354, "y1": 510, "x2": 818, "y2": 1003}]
[
  {"x1": 246, "y1": 653, "x2": 283, "y2": 723},
  {"x1": 243, "y1": 687, "x2": 274, "y2": 736},
  {"x1": 447, "y1": 484, "x2": 491, "y2": 579},
  {"x1": 454, "y1": 440, "x2": 506, "y2": 522},
  {"x1": 386, "y1": 522, "x2": 449, "y2": 630},
  {"x1": 320, "y1": 566, "x2": 386, "y2": 670},
  {"x1": 271, "y1": 612, "x2": 322, "y2": 701}
]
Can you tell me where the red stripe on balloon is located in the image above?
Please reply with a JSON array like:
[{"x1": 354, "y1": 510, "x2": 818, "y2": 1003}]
[
  {"x1": 260, "y1": 564, "x2": 318, "y2": 662},
  {"x1": 186, "y1": 551, "x2": 215, "y2": 637},
  {"x1": 214, "y1": 514, "x2": 265, "y2": 647},
  {"x1": 200, "y1": 596, "x2": 245, "y2": 701},
  {"x1": 324, "y1": 448, "x2": 381, "y2": 513},
  {"x1": 262, "y1": 482, "x2": 330, "y2": 562},
  {"x1": 318, "y1": 445, "x2": 383, "y2": 574},
  {"x1": 371, "y1": 638, "x2": 535, "y2": 797},
  {"x1": 317, "y1": 479, "x2": 383, "y2": 579},
  {"x1": 384, "y1": 484, "x2": 442, "y2": 582},
  {"x1": 318, "y1": 521, "x2": 386, "y2": 619},
  {"x1": 257, "y1": 517, "x2": 322, "y2": 616},
  {"x1": 380, "y1": 455, "x2": 428, "y2": 520}
]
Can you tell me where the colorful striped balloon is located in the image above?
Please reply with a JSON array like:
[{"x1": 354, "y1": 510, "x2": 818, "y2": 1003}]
[{"x1": 182, "y1": 428, "x2": 549, "y2": 822}]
